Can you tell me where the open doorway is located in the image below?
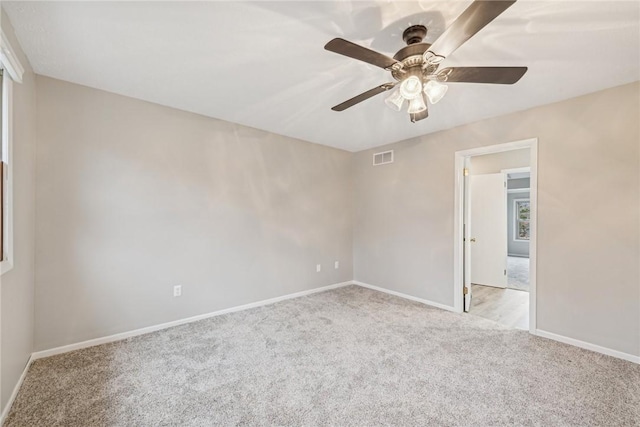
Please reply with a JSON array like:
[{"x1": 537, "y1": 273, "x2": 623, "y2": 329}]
[{"x1": 453, "y1": 139, "x2": 537, "y2": 333}]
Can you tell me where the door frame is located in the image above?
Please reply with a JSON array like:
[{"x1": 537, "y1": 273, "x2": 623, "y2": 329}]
[{"x1": 453, "y1": 138, "x2": 538, "y2": 333}]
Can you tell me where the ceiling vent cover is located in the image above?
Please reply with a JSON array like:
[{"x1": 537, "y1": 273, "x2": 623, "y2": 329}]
[{"x1": 373, "y1": 150, "x2": 394, "y2": 166}]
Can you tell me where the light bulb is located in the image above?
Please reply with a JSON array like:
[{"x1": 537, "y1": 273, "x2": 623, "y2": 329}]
[
  {"x1": 399, "y1": 76, "x2": 422, "y2": 100},
  {"x1": 407, "y1": 94, "x2": 427, "y2": 114},
  {"x1": 384, "y1": 88, "x2": 405, "y2": 111},
  {"x1": 424, "y1": 80, "x2": 448, "y2": 104}
]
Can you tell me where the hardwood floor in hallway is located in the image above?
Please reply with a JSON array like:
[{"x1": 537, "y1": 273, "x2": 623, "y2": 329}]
[{"x1": 469, "y1": 284, "x2": 529, "y2": 330}]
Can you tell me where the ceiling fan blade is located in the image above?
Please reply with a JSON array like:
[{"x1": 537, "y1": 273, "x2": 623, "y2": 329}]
[
  {"x1": 325, "y1": 38, "x2": 399, "y2": 70},
  {"x1": 428, "y1": 0, "x2": 517, "y2": 58},
  {"x1": 331, "y1": 83, "x2": 396, "y2": 112},
  {"x1": 410, "y1": 95, "x2": 429, "y2": 123},
  {"x1": 438, "y1": 66, "x2": 527, "y2": 84}
]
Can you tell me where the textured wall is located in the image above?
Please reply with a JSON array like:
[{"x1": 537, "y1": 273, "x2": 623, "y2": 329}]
[
  {"x1": 353, "y1": 82, "x2": 640, "y2": 357},
  {"x1": 470, "y1": 148, "x2": 530, "y2": 175},
  {"x1": 35, "y1": 77, "x2": 353, "y2": 351},
  {"x1": 508, "y1": 178, "x2": 530, "y2": 190},
  {"x1": 0, "y1": 10, "x2": 36, "y2": 411}
]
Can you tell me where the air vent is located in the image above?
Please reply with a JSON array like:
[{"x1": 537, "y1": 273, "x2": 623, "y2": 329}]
[{"x1": 373, "y1": 150, "x2": 394, "y2": 166}]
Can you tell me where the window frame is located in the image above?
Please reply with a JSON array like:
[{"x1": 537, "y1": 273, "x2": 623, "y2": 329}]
[
  {"x1": 1, "y1": 71, "x2": 13, "y2": 275},
  {"x1": 0, "y1": 29, "x2": 24, "y2": 276},
  {"x1": 513, "y1": 198, "x2": 531, "y2": 242}
]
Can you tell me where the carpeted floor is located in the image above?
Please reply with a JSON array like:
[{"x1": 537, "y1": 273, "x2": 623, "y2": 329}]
[
  {"x1": 5, "y1": 286, "x2": 640, "y2": 426},
  {"x1": 507, "y1": 256, "x2": 530, "y2": 291}
]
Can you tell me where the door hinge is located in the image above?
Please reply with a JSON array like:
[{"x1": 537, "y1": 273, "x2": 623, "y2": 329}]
[
  {"x1": 504, "y1": 269, "x2": 507, "y2": 275},
  {"x1": 463, "y1": 286, "x2": 469, "y2": 295},
  {"x1": 463, "y1": 168, "x2": 469, "y2": 176}
]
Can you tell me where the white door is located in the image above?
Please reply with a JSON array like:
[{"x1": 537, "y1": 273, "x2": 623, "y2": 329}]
[{"x1": 469, "y1": 173, "x2": 507, "y2": 289}]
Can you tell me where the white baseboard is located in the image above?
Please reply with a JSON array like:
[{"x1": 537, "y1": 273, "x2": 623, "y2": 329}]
[
  {"x1": 535, "y1": 329, "x2": 640, "y2": 364},
  {"x1": 11, "y1": 280, "x2": 637, "y2": 423},
  {"x1": 353, "y1": 281, "x2": 457, "y2": 312},
  {"x1": 507, "y1": 253, "x2": 529, "y2": 258},
  {"x1": 0, "y1": 355, "x2": 33, "y2": 425},
  {"x1": 353, "y1": 283, "x2": 639, "y2": 364},
  {"x1": 32, "y1": 281, "x2": 353, "y2": 361}
]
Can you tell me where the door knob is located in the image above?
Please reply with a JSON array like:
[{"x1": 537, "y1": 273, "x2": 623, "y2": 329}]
[{"x1": 470, "y1": 238, "x2": 476, "y2": 242}]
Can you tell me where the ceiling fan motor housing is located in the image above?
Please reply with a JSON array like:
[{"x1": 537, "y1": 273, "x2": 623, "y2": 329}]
[
  {"x1": 391, "y1": 42, "x2": 433, "y2": 81},
  {"x1": 402, "y1": 25, "x2": 427, "y2": 45},
  {"x1": 391, "y1": 25, "x2": 436, "y2": 81}
]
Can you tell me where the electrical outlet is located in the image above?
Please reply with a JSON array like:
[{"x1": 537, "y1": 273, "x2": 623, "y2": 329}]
[
  {"x1": 173, "y1": 285, "x2": 182, "y2": 297},
  {"x1": 316, "y1": 264, "x2": 321, "y2": 272},
  {"x1": 334, "y1": 261, "x2": 339, "y2": 269}
]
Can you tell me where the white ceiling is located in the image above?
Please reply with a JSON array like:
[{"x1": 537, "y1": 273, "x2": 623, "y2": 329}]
[{"x1": 4, "y1": 1, "x2": 640, "y2": 152}]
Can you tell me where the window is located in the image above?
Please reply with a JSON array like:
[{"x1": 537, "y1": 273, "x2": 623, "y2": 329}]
[
  {"x1": 514, "y1": 199, "x2": 530, "y2": 241},
  {"x1": 1, "y1": 29, "x2": 24, "y2": 275}
]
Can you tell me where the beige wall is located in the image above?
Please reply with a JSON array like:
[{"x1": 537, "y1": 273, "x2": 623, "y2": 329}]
[
  {"x1": 35, "y1": 77, "x2": 353, "y2": 351},
  {"x1": 8, "y1": 44, "x2": 640, "y2": 379},
  {"x1": 470, "y1": 148, "x2": 530, "y2": 175},
  {"x1": 354, "y1": 82, "x2": 640, "y2": 357},
  {"x1": 0, "y1": 11, "x2": 37, "y2": 410}
]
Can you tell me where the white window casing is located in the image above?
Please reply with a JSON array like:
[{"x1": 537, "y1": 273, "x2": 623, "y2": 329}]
[
  {"x1": 1, "y1": 29, "x2": 24, "y2": 83},
  {"x1": 0, "y1": 29, "x2": 24, "y2": 276}
]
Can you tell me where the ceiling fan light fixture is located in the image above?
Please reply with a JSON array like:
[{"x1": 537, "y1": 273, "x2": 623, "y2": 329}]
[
  {"x1": 424, "y1": 80, "x2": 448, "y2": 104},
  {"x1": 399, "y1": 76, "x2": 422, "y2": 100},
  {"x1": 407, "y1": 95, "x2": 427, "y2": 114},
  {"x1": 324, "y1": 1, "x2": 527, "y2": 123},
  {"x1": 384, "y1": 88, "x2": 405, "y2": 111}
]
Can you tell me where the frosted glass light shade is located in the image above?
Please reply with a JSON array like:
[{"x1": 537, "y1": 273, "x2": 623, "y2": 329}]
[
  {"x1": 424, "y1": 80, "x2": 448, "y2": 104},
  {"x1": 399, "y1": 76, "x2": 422, "y2": 100},
  {"x1": 384, "y1": 88, "x2": 405, "y2": 111},
  {"x1": 407, "y1": 94, "x2": 427, "y2": 114}
]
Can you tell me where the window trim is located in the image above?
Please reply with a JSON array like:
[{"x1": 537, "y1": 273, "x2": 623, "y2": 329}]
[
  {"x1": 0, "y1": 28, "x2": 23, "y2": 276},
  {"x1": 1, "y1": 71, "x2": 14, "y2": 275},
  {"x1": 513, "y1": 197, "x2": 530, "y2": 242},
  {"x1": 1, "y1": 29, "x2": 24, "y2": 83}
]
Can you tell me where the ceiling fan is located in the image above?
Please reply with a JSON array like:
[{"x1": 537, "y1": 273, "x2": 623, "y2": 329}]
[{"x1": 324, "y1": 0, "x2": 527, "y2": 123}]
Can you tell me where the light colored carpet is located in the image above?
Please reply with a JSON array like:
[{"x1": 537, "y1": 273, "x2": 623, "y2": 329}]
[
  {"x1": 508, "y1": 256, "x2": 530, "y2": 291},
  {"x1": 5, "y1": 286, "x2": 639, "y2": 426}
]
